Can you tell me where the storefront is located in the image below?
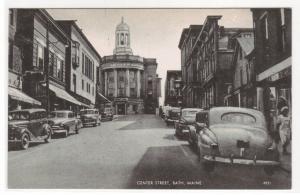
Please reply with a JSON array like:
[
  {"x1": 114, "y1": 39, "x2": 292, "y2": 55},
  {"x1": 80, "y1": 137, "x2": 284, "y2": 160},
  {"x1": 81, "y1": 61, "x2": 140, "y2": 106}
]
[
  {"x1": 8, "y1": 86, "x2": 42, "y2": 110},
  {"x1": 256, "y1": 57, "x2": 291, "y2": 132}
]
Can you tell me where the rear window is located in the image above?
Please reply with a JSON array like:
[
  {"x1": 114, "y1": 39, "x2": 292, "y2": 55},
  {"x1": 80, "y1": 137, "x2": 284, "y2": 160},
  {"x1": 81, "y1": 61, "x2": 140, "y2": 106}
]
[{"x1": 221, "y1": 112, "x2": 256, "y2": 125}]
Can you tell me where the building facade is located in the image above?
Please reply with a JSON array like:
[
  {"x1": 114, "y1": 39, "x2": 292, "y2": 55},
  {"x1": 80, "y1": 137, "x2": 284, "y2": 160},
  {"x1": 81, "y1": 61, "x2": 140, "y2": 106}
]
[
  {"x1": 251, "y1": 8, "x2": 291, "y2": 131},
  {"x1": 179, "y1": 16, "x2": 252, "y2": 109},
  {"x1": 224, "y1": 32, "x2": 255, "y2": 108},
  {"x1": 17, "y1": 9, "x2": 82, "y2": 112},
  {"x1": 56, "y1": 20, "x2": 101, "y2": 110},
  {"x1": 8, "y1": 9, "x2": 42, "y2": 111},
  {"x1": 100, "y1": 18, "x2": 161, "y2": 115},
  {"x1": 178, "y1": 25, "x2": 202, "y2": 108},
  {"x1": 164, "y1": 70, "x2": 182, "y2": 107}
]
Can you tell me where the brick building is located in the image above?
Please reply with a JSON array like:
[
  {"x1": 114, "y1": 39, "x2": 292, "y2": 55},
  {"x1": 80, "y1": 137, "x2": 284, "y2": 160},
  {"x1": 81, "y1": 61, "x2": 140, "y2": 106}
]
[
  {"x1": 8, "y1": 9, "x2": 41, "y2": 110},
  {"x1": 164, "y1": 70, "x2": 182, "y2": 107},
  {"x1": 56, "y1": 20, "x2": 101, "y2": 111},
  {"x1": 251, "y1": 8, "x2": 291, "y2": 131},
  {"x1": 17, "y1": 9, "x2": 82, "y2": 112},
  {"x1": 179, "y1": 16, "x2": 252, "y2": 109}
]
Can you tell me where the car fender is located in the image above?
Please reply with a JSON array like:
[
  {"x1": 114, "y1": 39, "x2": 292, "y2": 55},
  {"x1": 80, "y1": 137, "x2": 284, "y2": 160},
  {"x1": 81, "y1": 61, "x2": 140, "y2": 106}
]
[
  {"x1": 18, "y1": 127, "x2": 32, "y2": 140},
  {"x1": 188, "y1": 125, "x2": 196, "y2": 139},
  {"x1": 42, "y1": 123, "x2": 52, "y2": 135}
]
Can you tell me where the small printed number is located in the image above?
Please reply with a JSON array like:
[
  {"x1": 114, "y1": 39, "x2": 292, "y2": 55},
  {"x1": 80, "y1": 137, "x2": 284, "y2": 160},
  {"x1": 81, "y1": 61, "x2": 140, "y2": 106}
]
[{"x1": 263, "y1": 181, "x2": 271, "y2": 185}]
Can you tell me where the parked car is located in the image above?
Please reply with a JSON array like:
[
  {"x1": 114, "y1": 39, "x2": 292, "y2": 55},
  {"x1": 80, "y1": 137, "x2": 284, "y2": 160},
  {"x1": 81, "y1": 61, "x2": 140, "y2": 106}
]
[
  {"x1": 101, "y1": 106, "x2": 113, "y2": 121},
  {"x1": 80, "y1": 109, "x2": 101, "y2": 127},
  {"x1": 175, "y1": 108, "x2": 203, "y2": 138},
  {"x1": 8, "y1": 109, "x2": 52, "y2": 149},
  {"x1": 188, "y1": 107, "x2": 280, "y2": 175},
  {"x1": 165, "y1": 107, "x2": 181, "y2": 126},
  {"x1": 48, "y1": 110, "x2": 79, "y2": 137}
]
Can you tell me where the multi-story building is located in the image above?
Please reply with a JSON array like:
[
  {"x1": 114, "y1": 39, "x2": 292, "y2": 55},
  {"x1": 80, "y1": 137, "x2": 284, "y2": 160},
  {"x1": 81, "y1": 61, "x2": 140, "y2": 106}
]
[
  {"x1": 164, "y1": 70, "x2": 182, "y2": 107},
  {"x1": 178, "y1": 25, "x2": 202, "y2": 108},
  {"x1": 179, "y1": 16, "x2": 253, "y2": 109},
  {"x1": 224, "y1": 32, "x2": 255, "y2": 108},
  {"x1": 251, "y1": 8, "x2": 291, "y2": 130},
  {"x1": 17, "y1": 9, "x2": 82, "y2": 112},
  {"x1": 56, "y1": 20, "x2": 101, "y2": 110},
  {"x1": 8, "y1": 9, "x2": 41, "y2": 110},
  {"x1": 100, "y1": 18, "x2": 161, "y2": 115}
]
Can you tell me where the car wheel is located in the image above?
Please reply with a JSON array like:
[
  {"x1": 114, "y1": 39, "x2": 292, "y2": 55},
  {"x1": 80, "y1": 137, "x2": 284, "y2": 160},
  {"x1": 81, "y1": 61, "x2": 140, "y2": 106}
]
[
  {"x1": 44, "y1": 127, "x2": 52, "y2": 143},
  {"x1": 20, "y1": 133, "x2": 30, "y2": 150},
  {"x1": 63, "y1": 129, "x2": 69, "y2": 138},
  {"x1": 264, "y1": 166, "x2": 275, "y2": 176}
]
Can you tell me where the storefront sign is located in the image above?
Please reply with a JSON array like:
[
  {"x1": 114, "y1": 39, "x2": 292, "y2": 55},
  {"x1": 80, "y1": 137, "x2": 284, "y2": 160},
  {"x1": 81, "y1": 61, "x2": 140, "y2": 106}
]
[
  {"x1": 114, "y1": 98, "x2": 128, "y2": 102},
  {"x1": 266, "y1": 67, "x2": 291, "y2": 82}
]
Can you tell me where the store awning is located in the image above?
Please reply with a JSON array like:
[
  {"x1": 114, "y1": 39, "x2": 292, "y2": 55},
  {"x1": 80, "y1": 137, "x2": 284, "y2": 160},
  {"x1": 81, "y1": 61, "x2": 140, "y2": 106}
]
[
  {"x1": 97, "y1": 92, "x2": 111, "y2": 103},
  {"x1": 43, "y1": 83, "x2": 82, "y2": 106},
  {"x1": 8, "y1": 87, "x2": 41, "y2": 105}
]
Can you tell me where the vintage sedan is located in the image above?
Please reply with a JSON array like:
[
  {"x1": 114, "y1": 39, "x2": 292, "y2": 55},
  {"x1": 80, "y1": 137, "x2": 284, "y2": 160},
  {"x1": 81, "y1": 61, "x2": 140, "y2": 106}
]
[
  {"x1": 188, "y1": 107, "x2": 280, "y2": 175},
  {"x1": 175, "y1": 108, "x2": 203, "y2": 138},
  {"x1": 8, "y1": 109, "x2": 52, "y2": 150},
  {"x1": 48, "y1": 110, "x2": 79, "y2": 137},
  {"x1": 165, "y1": 107, "x2": 181, "y2": 126},
  {"x1": 80, "y1": 109, "x2": 101, "y2": 127}
]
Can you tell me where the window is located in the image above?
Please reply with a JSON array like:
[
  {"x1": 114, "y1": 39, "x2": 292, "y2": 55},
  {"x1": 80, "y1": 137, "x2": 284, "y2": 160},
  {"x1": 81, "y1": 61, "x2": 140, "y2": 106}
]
[
  {"x1": 280, "y1": 8, "x2": 285, "y2": 25},
  {"x1": 57, "y1": 59, "x2": 64, "y2": 81},
  {"x1": 9, "y1": 41, "x2": 13, "y2": 69},
  {"x1": 72, "y1": 41, "x2": 80, "y2": 67},
  {"x1": 86, "y1": 83, "x2": 89, "y2": 93},
  {"x1": 82, "y1": 53, "x2": 85, "y2": 74},
  {"x1": 239, "y1": 48, "x2": 243, "y2": 60},
  {"x1": 49, "y1": 51, "x2": 54, "y2": 76},
  {"x1": 120, "y1": 33, "x2": 124, "y2": 45},
  {"x1": 36, "y1": 44, "x2": 44, "y2": 69},
  {"x1": 73, "y1": 74, "x2": 76, "y2": 93},
  {"x1": 92, "y1": 86, "x2": 94, "y2": 96},
  {"x1": 68, "y1": 112, "x2": 74, "y2": 118},
  {"x1": 263, "y1": 16, "x2": 269, "y2": 40},
  {"x1": 221, "y1": 112, "x2": 256, "y2": 125},
  {"x1": 9, "y1": 9, "x2": 14, "y2": 26},
  {"x1": 82, "y1": 79, "x2": 84, "y2": 90}
]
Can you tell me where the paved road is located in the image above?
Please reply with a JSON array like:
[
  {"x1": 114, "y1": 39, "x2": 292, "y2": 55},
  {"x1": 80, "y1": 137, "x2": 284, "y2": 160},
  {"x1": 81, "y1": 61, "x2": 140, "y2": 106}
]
[{"x1": 8, "y1": 114, "x2": 291, "y2": 189}]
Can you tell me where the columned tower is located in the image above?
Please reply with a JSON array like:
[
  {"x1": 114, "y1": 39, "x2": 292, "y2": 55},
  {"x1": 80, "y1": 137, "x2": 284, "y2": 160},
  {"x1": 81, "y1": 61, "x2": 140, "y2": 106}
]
[{"x1": 113, "y1": 17, "x2": 133, "y2": 55}]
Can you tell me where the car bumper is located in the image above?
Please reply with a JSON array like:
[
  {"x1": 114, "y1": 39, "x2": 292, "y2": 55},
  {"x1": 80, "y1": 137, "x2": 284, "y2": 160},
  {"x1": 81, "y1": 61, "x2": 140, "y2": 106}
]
[
  {"x1": 52, "y1": 126, "x2": 67, "y2": 134},
  {"x1": 82, "y1": 121, "x2": 97, "y2": 126},
  {"x1": 203, "y1": 155, "x2": 280, "y2": 166}
]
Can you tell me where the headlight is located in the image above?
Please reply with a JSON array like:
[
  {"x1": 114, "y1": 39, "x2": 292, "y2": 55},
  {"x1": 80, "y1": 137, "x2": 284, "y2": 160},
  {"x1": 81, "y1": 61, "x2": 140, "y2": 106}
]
[{"x1": 60, "y1": 123, "x2": 64, "y2": 127}]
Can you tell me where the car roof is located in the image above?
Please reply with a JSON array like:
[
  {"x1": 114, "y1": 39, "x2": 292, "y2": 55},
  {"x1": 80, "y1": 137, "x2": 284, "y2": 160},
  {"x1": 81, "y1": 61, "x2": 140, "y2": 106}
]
[
  {"x1": 9, "y1": 108, "x2": 46, "y2": 113},
  {"x1": 182, "y1": 108, "x2": 204, "y2": 112},
  {"x1": 209, "y1": 107, "x2": 263, "y2": 116}
]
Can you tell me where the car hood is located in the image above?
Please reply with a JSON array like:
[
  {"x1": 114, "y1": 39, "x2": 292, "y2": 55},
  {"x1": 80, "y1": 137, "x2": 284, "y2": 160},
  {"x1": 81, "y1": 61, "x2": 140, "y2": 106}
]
[
  {"x1": 8, "y1": 120, "x2": 29, "y2": 127},
  {"x1": 209, "y1": 124, "x2": 271, "y2": 159},
  {"x1": 182, "y1": 116, "x2": 195, "y2": 124},
  {"x1": 49, "y1": 118, "x2": 68, "y2": 125},
  {"x1": 81, "y1": 114, "x2": 97, "y2": 118}
]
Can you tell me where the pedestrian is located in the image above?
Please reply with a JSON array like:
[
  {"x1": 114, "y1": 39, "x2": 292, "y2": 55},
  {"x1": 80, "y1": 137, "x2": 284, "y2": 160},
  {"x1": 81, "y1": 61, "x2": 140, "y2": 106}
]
[{"x1": 276, "y1": 106, "x2": 291, "y2": 155}]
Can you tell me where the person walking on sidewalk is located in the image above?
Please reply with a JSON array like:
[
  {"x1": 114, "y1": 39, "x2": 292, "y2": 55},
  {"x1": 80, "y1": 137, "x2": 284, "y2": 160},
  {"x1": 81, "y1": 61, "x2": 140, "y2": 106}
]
[{"x1": 276, "y1": 106, "x2": 291, "y2": 155}]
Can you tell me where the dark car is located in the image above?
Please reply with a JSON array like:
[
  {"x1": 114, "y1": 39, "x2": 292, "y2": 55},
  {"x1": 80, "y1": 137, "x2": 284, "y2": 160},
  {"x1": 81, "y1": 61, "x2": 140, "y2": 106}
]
[
  {"x1": 48, "y1": 110, "x2": 79, "y2": 137},
  {"x1": 8, "y1": 109, "x2": 52, "y2": 150},
  {"x1": 165, "y1": 107, "x2": 181, "y2": 126},
  {"x1": 188, "y1": 107, "x2": 280, "y2": 175},
  {"x1": 175, "y1": 108, "x2": 203, "y2": 138},
  {"x1": 80, "y1": 109, "x2": 101, "y2": 127},
  {"x1": 101, "y1": 106, "x2": 113, "y2": 121}
]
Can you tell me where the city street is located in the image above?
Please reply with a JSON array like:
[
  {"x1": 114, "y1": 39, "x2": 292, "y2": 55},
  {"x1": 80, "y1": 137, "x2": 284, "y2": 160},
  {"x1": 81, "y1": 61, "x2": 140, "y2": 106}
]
[{"x1": 8, "y1": 114, "x2": 291, "y2": 189}]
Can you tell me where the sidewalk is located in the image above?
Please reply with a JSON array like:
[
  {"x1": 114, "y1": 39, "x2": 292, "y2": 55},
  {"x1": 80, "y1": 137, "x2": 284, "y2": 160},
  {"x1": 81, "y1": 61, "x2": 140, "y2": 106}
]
[{"x1": 278, "y1": 141, "x2": 291, "y2": 173}]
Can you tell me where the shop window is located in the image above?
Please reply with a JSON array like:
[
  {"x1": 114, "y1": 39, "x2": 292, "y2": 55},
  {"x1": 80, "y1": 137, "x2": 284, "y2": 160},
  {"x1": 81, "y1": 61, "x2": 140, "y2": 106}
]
[
  {"x1": 73, "y1": 74, "x2": 76, "y2": 93},
  {"x1": 36, "y1": 44, "x2": 44, "y2": 69},
  {"x1": 82, "y1": 79, "x2": 84, "y2": 90},
  {"x1": 9, "y1": 41, "x2": 13, "y2": 69},
  {"x1": 57, "y1": 59, "x2": 64, "y2": 81}
]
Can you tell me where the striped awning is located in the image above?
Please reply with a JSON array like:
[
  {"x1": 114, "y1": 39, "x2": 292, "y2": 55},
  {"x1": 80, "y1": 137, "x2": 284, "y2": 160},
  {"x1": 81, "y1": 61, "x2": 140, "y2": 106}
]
[
  {"x1": 43, "y1": 83, "x2": 82, "y2": 106},
  {"x1": 8, "y1": 87, "x2": 41, "y2": 105}
]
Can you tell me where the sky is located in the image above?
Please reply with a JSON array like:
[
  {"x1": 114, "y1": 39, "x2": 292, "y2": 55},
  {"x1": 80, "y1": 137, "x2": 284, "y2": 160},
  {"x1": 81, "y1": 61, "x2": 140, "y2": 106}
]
[{"x1": 47, "y1": 8, "x2": 253, "y2": 105}]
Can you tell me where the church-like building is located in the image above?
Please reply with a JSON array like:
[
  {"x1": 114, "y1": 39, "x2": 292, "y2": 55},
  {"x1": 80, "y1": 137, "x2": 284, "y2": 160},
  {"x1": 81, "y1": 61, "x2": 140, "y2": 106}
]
[{"x1": 100, "y1": 18, "x2": 161, "y2": 115}]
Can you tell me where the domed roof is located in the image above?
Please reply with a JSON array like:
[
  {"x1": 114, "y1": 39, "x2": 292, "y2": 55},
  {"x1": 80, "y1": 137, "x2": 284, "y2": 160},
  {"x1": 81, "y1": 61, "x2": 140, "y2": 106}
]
[{"x1": 116, "y1": 17, "x2": 129, "y2": 31}]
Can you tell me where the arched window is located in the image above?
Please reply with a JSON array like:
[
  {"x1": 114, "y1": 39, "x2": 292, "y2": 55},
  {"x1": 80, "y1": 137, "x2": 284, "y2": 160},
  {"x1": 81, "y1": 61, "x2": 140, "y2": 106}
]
[{"x1": 120, "y1": 33, "x2": 124, "y2": 45}]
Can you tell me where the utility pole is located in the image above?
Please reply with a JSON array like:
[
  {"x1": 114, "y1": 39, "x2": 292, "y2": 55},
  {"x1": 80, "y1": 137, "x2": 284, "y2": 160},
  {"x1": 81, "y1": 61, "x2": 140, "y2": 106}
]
[{"x1": 45, "y1": 23, "x2": 50, "y2": 115}]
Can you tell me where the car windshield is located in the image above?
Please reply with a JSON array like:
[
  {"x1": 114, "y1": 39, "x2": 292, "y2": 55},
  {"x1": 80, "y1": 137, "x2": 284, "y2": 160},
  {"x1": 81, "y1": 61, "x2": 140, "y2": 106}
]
[
  {"x1": 80, "y1": 110, "x2": 95, "y2": 114},
  {"x1": 9, "y1": 111, "x2": 30, "y2": 120},
  {"x1": 50, "y1": 112, "x2": 67, "y2": 118},
  {"x1": 221, "y1": 112, "x2": 256, "y2": 125},
  {"x1": 182, "y1": 110, "x2": 198, "y2": 117}
]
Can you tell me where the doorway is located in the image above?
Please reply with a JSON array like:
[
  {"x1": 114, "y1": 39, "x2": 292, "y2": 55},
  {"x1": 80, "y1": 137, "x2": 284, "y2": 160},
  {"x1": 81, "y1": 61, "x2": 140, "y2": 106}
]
[{"x1": 117, "y1": 104, "x2": 126, "y2": 115}]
